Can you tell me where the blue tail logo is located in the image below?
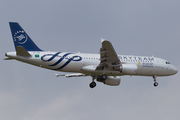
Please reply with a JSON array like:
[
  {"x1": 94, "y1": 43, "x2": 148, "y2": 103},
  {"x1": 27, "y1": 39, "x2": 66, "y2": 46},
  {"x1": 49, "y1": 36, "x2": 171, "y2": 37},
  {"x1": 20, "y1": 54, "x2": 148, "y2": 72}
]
[
  {"x1": 9, "y1": 22, "x2": 42, "y2": 51},
  {"x1": 14, "y1": 31, "x2": 27, "y2": 44}
]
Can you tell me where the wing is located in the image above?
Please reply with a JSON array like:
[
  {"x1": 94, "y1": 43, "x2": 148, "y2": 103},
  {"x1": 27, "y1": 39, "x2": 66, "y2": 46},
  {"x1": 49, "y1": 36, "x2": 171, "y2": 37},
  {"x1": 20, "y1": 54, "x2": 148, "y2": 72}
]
[
  {"x1": 96, "y1": 39, "x2": 121, "y2": 72},
  {"x1": 55, "y1": 73, "x2": 86, "y2": 78}
]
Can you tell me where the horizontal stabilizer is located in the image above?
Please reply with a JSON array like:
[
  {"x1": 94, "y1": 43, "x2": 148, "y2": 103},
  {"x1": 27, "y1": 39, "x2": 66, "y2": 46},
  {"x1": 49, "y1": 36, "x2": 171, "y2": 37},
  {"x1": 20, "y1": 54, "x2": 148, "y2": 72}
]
[
  {"x1": 16, "y1": 46, "x2": 31, "y2": 57},
  {"x1": 55, "y1": 73, "x2": 65, "y2": 77},
  {"x1": 4, "y1": 58, "x2": 14, "y2": 60},
  {"x1": 55, "y1": 73, "x2": 86, "y2": 78}
]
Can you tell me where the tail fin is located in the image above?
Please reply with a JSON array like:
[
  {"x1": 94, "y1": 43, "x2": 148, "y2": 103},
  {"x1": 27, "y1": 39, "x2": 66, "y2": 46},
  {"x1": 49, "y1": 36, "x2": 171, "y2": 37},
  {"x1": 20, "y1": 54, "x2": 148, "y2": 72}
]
[{"x1": 9, "y1": 22, "x2": 42, "y2": 51}]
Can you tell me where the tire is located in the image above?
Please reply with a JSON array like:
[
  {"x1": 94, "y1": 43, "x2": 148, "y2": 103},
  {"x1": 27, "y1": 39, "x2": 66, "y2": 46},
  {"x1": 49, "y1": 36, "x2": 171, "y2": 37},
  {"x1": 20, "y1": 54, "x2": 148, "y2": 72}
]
[
  {"x1": 89, "y1": 82, "x2": 96, "y2": 88},
  {"x1": 154, "y1": 82, "x2": 158, "y2": 87},
  {"x1": 101, "y1": 74, "x2": 107, "y2": 80}
]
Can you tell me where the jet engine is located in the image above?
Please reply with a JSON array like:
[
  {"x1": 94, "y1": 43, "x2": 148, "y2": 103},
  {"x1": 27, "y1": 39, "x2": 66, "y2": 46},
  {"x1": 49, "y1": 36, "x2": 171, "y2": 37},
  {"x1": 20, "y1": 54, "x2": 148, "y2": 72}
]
[
  {"x1": 97, "y1": 76, "x2": 120, "y2": 86},
  {"x1": 113, "y1": 64, "x2": 138, "y2": 75}
]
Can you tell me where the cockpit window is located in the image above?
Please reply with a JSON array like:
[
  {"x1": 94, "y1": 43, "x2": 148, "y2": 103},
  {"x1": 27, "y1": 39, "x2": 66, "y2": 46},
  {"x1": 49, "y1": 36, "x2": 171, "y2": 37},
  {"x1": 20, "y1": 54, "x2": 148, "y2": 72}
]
[{"x1": 166, "y1": 62, "x2": 170, "y2": 64}]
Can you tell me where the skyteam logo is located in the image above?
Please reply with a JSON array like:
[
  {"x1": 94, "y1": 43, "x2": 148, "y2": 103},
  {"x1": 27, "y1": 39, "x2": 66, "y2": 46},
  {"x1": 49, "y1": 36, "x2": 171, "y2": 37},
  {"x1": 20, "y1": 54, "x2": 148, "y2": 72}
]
[
  {"x1": 41, "y1": 52, "x2": 82, "y2": 70},
  {"x1": 14, "y1": 31, "x2": 27, "y2": 44}
]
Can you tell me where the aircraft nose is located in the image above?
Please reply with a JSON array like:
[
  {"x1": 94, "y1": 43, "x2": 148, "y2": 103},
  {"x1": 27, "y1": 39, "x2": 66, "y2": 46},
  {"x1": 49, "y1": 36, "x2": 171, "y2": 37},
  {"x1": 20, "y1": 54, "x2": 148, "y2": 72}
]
[{"x1": 172, "y1": 66, "x2": 178, "y2": 74}]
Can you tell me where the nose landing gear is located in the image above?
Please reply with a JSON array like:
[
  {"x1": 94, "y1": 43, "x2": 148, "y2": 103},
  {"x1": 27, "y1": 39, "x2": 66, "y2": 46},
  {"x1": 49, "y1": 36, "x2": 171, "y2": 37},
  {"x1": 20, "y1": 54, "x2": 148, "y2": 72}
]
[{"x1": 153, "y1": 76, "x2": 158, "y2": 87}]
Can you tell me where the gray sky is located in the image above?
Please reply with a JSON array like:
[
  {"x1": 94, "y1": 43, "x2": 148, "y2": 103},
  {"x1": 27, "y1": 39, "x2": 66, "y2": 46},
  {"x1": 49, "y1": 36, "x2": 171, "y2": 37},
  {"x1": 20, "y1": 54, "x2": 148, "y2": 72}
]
[{"x1": 1, "y1": 0, "x2": 180, "y2": 120}]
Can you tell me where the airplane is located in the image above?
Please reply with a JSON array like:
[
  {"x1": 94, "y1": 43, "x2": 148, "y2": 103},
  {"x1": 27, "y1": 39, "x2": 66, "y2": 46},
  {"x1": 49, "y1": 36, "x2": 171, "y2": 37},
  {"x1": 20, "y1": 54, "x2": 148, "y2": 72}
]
[{"x1": 5, "y1": 22, "x2": 178, "y2": 88}]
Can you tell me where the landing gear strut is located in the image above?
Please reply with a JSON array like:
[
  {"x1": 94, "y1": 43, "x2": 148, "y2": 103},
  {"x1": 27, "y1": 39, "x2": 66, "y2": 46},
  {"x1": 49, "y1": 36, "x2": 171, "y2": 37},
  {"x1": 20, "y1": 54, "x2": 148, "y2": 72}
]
[
  {"x1": 89, "y1": 74, "x2": 107, "y2": 88},
  {"x1": 153, "y1": 76, "x2": 158, "y2": 87}
]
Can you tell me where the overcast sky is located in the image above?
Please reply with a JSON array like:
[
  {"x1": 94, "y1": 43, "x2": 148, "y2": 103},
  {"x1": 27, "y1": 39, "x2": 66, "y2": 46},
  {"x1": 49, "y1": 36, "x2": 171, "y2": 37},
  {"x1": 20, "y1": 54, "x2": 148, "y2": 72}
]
[{"x1": 1, "y1": 0, "x2": 180, "y2": 120}]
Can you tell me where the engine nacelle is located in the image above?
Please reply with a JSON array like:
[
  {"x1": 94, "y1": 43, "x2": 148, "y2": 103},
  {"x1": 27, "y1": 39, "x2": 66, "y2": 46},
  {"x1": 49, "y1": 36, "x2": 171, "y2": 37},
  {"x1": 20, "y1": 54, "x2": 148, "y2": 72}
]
[
  {"x1": 97, "y1": 76, "x2": 120, "y2": 86},
  {"x1": 113, "y1": 64, "x2": 138, "y2": 75}
]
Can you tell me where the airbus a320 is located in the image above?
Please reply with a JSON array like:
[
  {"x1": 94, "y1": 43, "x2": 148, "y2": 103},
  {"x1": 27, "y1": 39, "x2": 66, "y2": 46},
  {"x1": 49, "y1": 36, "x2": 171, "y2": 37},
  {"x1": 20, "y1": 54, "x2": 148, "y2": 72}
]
[{"x1": 5, "y1": 22, "x2": 178, "y2": 88}]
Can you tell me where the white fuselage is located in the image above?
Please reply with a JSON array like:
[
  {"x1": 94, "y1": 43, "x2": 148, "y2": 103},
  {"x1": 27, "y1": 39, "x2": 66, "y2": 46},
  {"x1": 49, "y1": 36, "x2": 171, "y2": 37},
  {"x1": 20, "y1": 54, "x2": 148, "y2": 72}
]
[{"x1": 6, "y1": 51, "x2": 178, "y2": 77}]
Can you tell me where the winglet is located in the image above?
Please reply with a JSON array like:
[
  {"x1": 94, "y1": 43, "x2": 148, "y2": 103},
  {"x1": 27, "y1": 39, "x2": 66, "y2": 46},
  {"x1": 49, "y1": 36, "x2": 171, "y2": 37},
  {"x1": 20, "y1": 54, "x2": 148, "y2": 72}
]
[
  {"x1": 55, "y1": 73, "x2": 60, "y2": 77},
  {"x1": 100, "y1": 38, "x2": 106, "y2": 42}
]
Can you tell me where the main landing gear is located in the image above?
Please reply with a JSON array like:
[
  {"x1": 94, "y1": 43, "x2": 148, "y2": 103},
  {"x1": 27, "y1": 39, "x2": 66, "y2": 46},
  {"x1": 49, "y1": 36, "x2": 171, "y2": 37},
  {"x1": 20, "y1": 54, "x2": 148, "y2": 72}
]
[
  {"x1": 89, "y1": 74, "x2": 107, "y2": 88},
  {"x1": 89, "y1": 76, "x2": 96, "y2": 88},
  {"x1": 153, "y1": 76, "x2": 158, "y2": 87},
  {"x1": 89, "y1": 81, "x2": 96, "y2": 88}
]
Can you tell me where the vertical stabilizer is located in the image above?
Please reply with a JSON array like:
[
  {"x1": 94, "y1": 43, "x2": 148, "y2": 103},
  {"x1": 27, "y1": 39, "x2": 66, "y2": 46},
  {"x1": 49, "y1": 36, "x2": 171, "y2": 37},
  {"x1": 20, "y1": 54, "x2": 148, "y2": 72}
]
[{"x1": 9, "y1": 22, "x2": 42, "y2": 51}]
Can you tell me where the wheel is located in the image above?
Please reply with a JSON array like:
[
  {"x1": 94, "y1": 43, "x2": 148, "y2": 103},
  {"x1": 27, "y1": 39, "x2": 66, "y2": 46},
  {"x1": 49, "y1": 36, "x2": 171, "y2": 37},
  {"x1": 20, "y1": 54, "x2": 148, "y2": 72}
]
[
  {"x1": 89, "y1": 82, "x2": 96, "y2": 88},
  {"x1": 154, "y1": 82, "x2": 158, "y2": 87},
  {"x1": 101, "y1": 74, "x2": 107, "y2": 80}
]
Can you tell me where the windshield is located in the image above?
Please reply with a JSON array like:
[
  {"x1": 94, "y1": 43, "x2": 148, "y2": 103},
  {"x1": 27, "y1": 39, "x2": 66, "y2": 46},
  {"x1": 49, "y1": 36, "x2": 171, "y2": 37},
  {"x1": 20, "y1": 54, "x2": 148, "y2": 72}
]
[{"x1": 166, "y1": 61, "x2": 170, "y2": 64}]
